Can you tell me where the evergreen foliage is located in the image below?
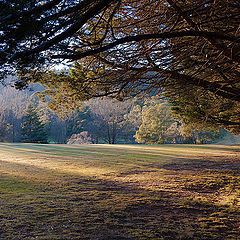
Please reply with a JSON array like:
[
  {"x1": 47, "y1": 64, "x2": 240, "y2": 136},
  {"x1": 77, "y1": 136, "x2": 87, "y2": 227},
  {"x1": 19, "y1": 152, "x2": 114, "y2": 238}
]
[
  {"x1": 0, "y1": 1, "x2": 239, "y2": 132},
  {"x1": 65, "y1": 109, "x2": 89, "y2": 140},
  {"x1": 135, "y1": 102, "x2": 178, "y2": 144},
  {"x1": 135, "y1": 100, "x2": 227, "y2": 144},
  {"x1": 21, "y1": 105, "x2": 48, "y2": 143},
  {"x1": 0, "y1": 85, "x2": 233, "y2": 145}
]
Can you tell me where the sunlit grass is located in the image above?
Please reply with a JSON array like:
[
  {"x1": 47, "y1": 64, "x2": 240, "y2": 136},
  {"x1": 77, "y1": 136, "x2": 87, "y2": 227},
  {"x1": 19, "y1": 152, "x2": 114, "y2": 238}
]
[{"x1": 0, "y1": 143, "x2": 239, "y2": 239}]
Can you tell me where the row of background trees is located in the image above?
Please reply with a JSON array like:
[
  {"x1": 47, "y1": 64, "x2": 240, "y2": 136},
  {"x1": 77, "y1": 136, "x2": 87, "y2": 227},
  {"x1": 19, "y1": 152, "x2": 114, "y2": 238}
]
[
  {"x1": 0, "y1": 1, "x2": 239, "y2": 136},
  {"x1": 0, "y1": 78, "x2": 229, "y2": 145}
]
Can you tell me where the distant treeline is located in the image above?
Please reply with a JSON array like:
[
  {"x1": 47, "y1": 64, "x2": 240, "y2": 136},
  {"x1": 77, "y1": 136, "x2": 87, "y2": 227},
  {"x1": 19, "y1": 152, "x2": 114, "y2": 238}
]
[{"x1": 0, "y1": 85, "x2": 228, "y2": 144}]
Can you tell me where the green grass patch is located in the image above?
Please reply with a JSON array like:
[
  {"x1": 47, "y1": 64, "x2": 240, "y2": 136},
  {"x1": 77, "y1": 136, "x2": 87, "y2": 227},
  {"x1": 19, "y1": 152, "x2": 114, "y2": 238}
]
[{"x1": 0, "y1": 177, "x2": 35, "y2": 194}]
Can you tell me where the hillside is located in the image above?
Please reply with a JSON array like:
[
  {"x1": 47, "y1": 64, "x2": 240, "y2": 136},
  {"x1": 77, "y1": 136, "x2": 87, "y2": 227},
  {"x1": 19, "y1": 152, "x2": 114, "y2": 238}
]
[{"x1": 215, "y1": 134, "x2": 240, "y2": 145}]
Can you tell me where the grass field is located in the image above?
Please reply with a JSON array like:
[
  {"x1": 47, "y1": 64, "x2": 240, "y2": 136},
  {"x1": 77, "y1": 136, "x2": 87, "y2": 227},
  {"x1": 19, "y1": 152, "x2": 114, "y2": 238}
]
[{"x1": 0, "y1": 143, "x2": 239, "y2": 240}]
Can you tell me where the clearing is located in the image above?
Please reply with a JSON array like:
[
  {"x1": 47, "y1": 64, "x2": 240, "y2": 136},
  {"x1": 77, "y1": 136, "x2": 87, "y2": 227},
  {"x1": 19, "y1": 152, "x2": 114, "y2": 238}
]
[{"x1": 0, "y1": 143, "x2": 239, "y2": 240}]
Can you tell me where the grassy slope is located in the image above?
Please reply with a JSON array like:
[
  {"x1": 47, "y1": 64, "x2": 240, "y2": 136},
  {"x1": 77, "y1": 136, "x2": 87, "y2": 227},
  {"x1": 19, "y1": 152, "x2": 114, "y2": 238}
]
[{"x1": 0, "y1": 143, "x2": 239, "y2": 240}]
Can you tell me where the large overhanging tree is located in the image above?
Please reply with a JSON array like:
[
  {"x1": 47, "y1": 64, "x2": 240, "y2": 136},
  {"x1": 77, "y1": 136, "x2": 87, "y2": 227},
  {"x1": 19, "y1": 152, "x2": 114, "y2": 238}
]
[{"x1": 1, "y1": 0, "x2": 240, "y2": 132}]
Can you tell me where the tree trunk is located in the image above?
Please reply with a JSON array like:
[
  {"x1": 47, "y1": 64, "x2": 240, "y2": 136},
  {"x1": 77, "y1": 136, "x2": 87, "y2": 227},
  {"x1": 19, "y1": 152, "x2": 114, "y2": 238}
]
[
  {"x1": 112, "y1": 122, "x2": 117, "y2": 144},
  {"x1": 191, "y1": 129, "x2": 196, "y2": 144},
  {"x1": 107, "y1": 125, "x2": 111, "y2": 144}
]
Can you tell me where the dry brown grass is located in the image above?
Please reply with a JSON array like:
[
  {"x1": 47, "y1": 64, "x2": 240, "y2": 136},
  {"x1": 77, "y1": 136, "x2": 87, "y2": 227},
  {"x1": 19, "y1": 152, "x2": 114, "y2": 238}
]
[{"x1": 0, "y1": 143, "x2": 239, "y2": 239}]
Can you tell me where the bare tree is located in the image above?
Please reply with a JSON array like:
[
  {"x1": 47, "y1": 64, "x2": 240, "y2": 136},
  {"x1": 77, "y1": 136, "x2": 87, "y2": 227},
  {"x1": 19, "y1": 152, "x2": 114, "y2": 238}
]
[{"x1": 87, "y1": 98, "x2": 132, "y2": 144}]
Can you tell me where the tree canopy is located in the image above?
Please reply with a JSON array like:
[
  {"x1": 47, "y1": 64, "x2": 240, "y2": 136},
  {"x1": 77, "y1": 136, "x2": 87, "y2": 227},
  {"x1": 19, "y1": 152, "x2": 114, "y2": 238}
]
[{"x1": 1, "y1": 0, "x2": 240, "y2": 132}]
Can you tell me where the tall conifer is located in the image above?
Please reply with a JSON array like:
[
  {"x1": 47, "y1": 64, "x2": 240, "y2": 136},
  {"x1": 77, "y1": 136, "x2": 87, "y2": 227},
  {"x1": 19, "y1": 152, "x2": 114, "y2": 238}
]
[{"x1": 21, "y1": 105, "x2": 48, "y2": 143}]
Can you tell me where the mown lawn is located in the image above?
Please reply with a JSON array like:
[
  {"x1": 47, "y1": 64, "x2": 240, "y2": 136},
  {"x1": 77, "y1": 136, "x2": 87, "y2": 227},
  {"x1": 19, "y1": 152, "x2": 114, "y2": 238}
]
[{"x1": 0, "y1": 143, "x2": 239, "y2": 240}]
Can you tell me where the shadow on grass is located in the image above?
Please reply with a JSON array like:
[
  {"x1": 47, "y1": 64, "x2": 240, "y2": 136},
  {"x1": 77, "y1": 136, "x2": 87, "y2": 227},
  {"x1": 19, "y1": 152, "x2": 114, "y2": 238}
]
[
  {"x1": 162, "y1": 161, "x2": 240, "y2": 171},
  {"x1": 0, "y1": 161, "x2": 239, "y2": 240}
]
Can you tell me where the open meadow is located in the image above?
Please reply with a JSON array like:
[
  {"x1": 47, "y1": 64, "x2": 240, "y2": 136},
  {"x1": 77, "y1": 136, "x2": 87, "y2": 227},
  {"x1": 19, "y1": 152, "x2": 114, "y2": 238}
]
[{"x1": 0, "y1": 143, "x2": 239, "y2": 240}]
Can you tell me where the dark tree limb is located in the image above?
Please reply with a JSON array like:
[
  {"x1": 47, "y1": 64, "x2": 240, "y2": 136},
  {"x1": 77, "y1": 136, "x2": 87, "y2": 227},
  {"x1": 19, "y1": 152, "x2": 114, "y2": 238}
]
[
  {"x1": 52, "y1": 30, "x2": 239, "y2": 60},
  {"x1": 10, "y1": 0, "x2": 119, "y2": 61}
]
